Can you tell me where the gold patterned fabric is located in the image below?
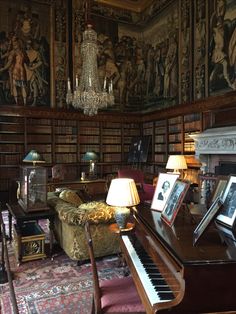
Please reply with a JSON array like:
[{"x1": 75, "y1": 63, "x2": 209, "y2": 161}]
[
  {"x1": 59, "y1": 189, "x2": 83, "y2": 206},
  {"x1": 48, "y1": 193, "x2": 115, "y2": 226},
  {"x1": 47, "y1": 192, "x2": 120, "y2": 261}
]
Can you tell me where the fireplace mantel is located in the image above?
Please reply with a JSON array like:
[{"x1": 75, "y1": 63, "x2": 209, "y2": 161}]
[{"x1": 190, "y1": 126, "x2": 236, "y2": 156}]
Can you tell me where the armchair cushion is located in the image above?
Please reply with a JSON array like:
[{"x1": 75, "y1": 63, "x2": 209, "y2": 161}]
[
  {"x1": 48, "y1": 193, "x2": 115, "y2": 226},
  {"x1": 59, "y1": 189, "x2": 83, "y2": 206}
]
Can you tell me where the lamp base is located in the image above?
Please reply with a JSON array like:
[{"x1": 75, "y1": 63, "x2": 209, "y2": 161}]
[{"x1": 114, "y1": 207, "x2": 130, "y2": 229}]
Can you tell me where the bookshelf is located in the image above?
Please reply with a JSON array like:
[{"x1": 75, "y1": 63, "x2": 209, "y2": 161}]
[
  {"x1": 142, "y1": 113, "x2": 202, "y2": 180},
  {"x1": 78, "y1": 120, "x2": 101, "y2": 176},
  {"x1": 154, "y1": 119, "x2": 167, "y2": 165},
  {"x1": 168, "y1": 116, "x2": 183, "y2": 155},
  {"x1": 183, "y1": 113, "x2": 202, "y2": 154},
  {"x1": 0, "y1": 105, "x2": 205, "y2": 205},
  {"x1": 122, "y1": 122, "x2": 141, "y2": 164},
  {"x1": 26, "y1": 118, "x2": 53, "y2": 164},
  {"x1": 101, "y1": 121, "x2": 122, "y2": 163},
  {"x1": 54, "y1": 119, "x2": 78, "y2": 164},
  {"x1": 0, "y1": 115, "x2": 25, "y2": 204}
]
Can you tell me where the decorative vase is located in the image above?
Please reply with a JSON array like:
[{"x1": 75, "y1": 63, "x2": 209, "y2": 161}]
[{"x1": 115, "y1": 207, "x2": 130, "y2": 229}]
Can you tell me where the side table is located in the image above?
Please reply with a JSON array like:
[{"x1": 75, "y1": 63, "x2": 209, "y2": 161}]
[
  {"x1": 108, "y1": 222, "x2": 135, "y2": 234},
  {"x1": 6, "y1": 203, "x2": 56, "y2": 264},
  {"x1": 109, "y1": 222, "x2": 135, "y2": 273}
]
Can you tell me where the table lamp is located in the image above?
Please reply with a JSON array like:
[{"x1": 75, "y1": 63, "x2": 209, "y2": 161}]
[
  {"x1": 83, "y1": 151, "x2": 98, "y2": 179},
  {"x1": 23, "y1": 150, "x2": 45, "y2": 166},
  {"x1": 166, "y1": 155, "x2": 187, "y2": 178},
  {"x1": 106, "y1": 178, "x2": 140, "y2": 229}
]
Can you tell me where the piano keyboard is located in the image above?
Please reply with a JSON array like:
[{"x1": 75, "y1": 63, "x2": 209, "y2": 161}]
[{"x1": 122, "y1": 234, "x2": 175, "y2": 306}]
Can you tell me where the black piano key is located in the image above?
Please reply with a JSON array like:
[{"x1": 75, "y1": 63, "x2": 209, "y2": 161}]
[
  {"x1": 151, "y1": 279, "x2": 168, "y2": 285},
  {"x1": 159, "y1": 292, "x2": 175, "y2": 300}
]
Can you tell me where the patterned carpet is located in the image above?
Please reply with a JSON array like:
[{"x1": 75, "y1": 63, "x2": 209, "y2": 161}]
[{"x1": 0, "y1": 214, "x2": 123, "y2": 314}]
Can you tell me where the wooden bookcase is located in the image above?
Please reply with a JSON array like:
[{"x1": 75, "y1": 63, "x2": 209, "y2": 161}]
[
  {"x1": 168, "y1": 116, "x2": 183, "y2": 155},
  {"x1": 1, "y1": 91, "x2": 235, "y2": 205},
  {"x1": 154, "y1": 119, "x2": 168, "y2": 165},
  {"x1": 54, "y1": 119, "x2": 78, "y2": 164},
  {"x1": 78, "y1": 120, "x2": 101, "y2": 176},
  {"x1": 26, "y1": 117, "x2": 53, "y2": 164},
  {"x1": 0, "y1": 115, "x2": 25, "y2": 204},
  {"x1": 122, "y1": 122, "x2": 141, "y2": 163}
]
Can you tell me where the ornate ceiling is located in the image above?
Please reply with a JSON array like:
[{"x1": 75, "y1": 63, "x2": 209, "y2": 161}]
[
  {"x1": 95, "y1": 0, "x2": 153, "y2": 13},
  {"x1": 93, "y1": 0, "x2": 174, "y2": 26}
]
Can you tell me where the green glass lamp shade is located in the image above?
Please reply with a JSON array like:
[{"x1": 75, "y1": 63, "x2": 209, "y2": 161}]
[
  {"x1": 83, "y1": 151, "x2": 98, "y2": 161},
  {"x1": 23, "y1": 150, "x2": 45, "y2": 166}
]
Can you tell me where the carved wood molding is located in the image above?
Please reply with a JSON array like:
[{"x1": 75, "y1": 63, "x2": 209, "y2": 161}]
[
  {"x1": 0, "y1": 90, "x2": 235, "y2": 123},
  {"x1": 142, "y1": 91, "x2": 236, "y2": 122},
  {"x1": 0, "y1": 105, "x2": 141, "y2": 123}
]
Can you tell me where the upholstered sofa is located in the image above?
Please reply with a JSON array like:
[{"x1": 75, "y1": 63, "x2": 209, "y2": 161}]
[{"x1": 47, "y1": 190, "x2": 120, "y2": 261}]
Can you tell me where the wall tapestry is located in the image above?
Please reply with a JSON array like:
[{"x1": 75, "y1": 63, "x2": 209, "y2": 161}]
[
  {"x1": 208, "y1": 0, "x2": 236, "y2": 95},
  {"x1": 0, "y1": 0, "x2": 68, "y2": 108}
]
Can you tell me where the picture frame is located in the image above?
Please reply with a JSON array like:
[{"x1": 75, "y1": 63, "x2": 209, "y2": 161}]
[
  {"x1": 151, "y1": 173, "x2": 179, "y2": 212},
  {"x1": 193, "y1": 196, "x2": 223, "y2": 246},
  {"x1": 216, "y1": 176, "x2": 236, "y2": 228},
  {"x1": 161, "y1": 179, "x2": 190, "y2": 226},
  {"x1": 210, "y1": 176, "x2": 228, "y2": 206},
  {"x1": 127, "y1": 136, "x2": 151, "y2": 163}
]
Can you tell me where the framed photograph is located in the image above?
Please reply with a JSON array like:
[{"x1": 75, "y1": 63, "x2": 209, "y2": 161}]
[
  {"x1": 127, "y1": 136, "x2": 151, "y2": 163},
  {"x1": 210, "y1": 176, "x2": 228, "y2": 205},
  {"x1": 216, "y1": 176, "x2": 236, "y2": 228},
  {"x1": 151, "y1": 173, "x2": 179, "y2": 212},
  {"x1": 161, "y1": 179, "x2": 190, "y2": 226},
  {"x1": 193, "y1": 196, "x2": 223, "y2": 246}
]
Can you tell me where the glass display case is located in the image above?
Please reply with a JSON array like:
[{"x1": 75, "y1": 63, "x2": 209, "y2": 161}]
[{"x1": 18, "y1": 166, "x2": 48, "y2": 212}]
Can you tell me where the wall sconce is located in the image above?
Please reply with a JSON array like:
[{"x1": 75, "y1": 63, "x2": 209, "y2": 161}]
[
  {"x1": 166, "y1": 155, "x2": 187, "y2": 178},
  {"x1": 83, "y1": 151, "x2": 98, "y2": 179},
  {"x1": 106, "y1": 178, "x2": 140, "y2": 229}
]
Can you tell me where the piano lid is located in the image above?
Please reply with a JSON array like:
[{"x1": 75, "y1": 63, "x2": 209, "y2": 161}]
[{"x1": 136, "y1": 204, "x2": 236, "y2": 266}]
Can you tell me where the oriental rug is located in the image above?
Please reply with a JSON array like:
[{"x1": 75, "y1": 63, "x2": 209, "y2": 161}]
[{"x1": 0, "y1": 214, "x2": 123, "y2": 314}]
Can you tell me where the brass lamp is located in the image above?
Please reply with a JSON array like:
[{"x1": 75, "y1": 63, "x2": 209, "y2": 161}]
[
  {"x1": 166, "y1": 155, "x2": 187, "y2": 178},
  {"x1": 106, "y1": 178, "x2": 140, "y2": 229}
]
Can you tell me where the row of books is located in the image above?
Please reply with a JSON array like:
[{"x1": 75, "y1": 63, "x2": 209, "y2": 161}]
[
  {"x1": 55, "y1": 145, "x2": 77, "y2": 153},
  {"x1": 0, "y1": 144, "x2": 24, "y2": 153},
  {"x1": 55, "y1": 126, "x2": 77, "y2": 135},
  {"x1": 27, "y1": 125, "x2": 52, "y2": 134}
]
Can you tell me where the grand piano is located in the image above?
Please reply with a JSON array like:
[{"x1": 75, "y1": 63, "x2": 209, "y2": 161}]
[{"x1": 120, "y1": 204, "x2": 236, "y2": 313}]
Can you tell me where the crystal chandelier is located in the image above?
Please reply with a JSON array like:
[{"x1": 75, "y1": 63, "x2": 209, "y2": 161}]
[{"x1": 66, "y1": 24, "x2": 115, "y2": 116}]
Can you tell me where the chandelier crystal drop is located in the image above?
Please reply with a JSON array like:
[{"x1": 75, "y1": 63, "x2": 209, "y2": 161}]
[{"x1": 66, "y1": 24, "x2": 115, "y2": 116}]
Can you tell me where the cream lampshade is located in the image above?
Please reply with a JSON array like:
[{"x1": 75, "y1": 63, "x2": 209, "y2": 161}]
[
  {"x1": 106, "y1": 178, "x2": 140, "y2": 229},
  {"x1": 166, "y1": 155, "x2": 187, "y2": 175}
]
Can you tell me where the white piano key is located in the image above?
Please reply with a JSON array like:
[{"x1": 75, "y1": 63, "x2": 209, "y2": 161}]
[{"x1": 122, "y1": 234, "x2": 173, "y2": 306}]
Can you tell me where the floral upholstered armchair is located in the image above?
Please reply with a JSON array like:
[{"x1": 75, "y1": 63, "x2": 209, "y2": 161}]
[{"x1": 47, "y1": 190, "x2": 120, "y2": 261}]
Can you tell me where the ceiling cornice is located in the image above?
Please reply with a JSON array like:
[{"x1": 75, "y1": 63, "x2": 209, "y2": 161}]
[{"x1": 94, "y1": 0, "x2": 153, "y2": 13}]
